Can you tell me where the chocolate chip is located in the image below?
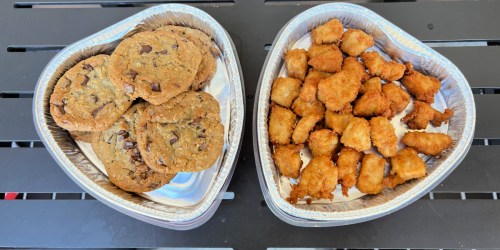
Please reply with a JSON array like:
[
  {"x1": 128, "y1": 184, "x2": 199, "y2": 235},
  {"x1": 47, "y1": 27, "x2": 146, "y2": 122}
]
[
  {"x1": 116, "y1": 130, "x2": 129, "y2": 141},
  {"x1": 124, "y1": 84, "x2": 135, "y2": 94},
  {"x1": 169, "y1": 137, "x2": 178, "y2": 144},
  {"x1": 90, "y1": 94, "x2": 99, "y2": 103},
  {"x1": 117, "y1": 130, "x2": 127, "y2": 135},
  {"x1": 152, "y1": 58, "x2": 157, "y2": 67},
  {"x1": 123, "y1": 141, "x2": 137, "y2": 150},
  {"x1": 80, "y1": 76, "x2": 89, "y2": 86},
  {"x1": 92, "y1": 101, "x2": 111, "y2": 118},
  {"x1": 127, "y1": 70, "x2": 138, "y2": 80},
  {"x1": 142, "y1": 123, "x2": 148, "y2": 130},
  {"x1": 105, "y1": 134, "x2": 114, "y2": 144},
  {"x1": 146, "y1": 141, "x2": 151, "y2": 153},
  {"x1": 172, "y1": 44, "x2": 178, "y2": 50},
  {"x1": 157, "y1": 157, "x2": 166, "y2": 165},
  {"x1": 140, "y1": 45, "x2": 152, "y2": 54},
  {"x1": 158, "y1": 50, "x2": 168, "y2": 55},
  {"x1": 131, "y1": 152, "x2": 142, "y2": 162},
  {"x1": 150, "y1": 83, "x2": 161, "y2": 92},
  {"x1": 82, "y1": 64, "x2": 93, "y2": 71},
  {"x1": 56, "y1": 104, "x2": 66, "y2": 115},
  {"x1": 174, "y1": 83, "x2": 181, "y2": 88},
  {"x1": 198, "y1": 141, "x2": 207, "y2": 151},
  {"x1": 192, "y1": 117, "x2": 201, "y2": 124}
]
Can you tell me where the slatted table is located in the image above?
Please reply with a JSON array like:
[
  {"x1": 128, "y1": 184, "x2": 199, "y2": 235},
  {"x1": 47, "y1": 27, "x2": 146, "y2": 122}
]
[{"x1": 1, "y1": 0, "x2": 499, "y2": 249}]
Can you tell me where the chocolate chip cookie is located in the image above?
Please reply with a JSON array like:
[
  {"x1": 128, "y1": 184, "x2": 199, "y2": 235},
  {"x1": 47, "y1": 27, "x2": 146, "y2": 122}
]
[
  {"x1": 109, "y1": 31, "x2": 202, "y2": 105},
  {"x1": 156, "y1": 25, "x2": 219, "y2": 90},
  {"x1": 69, "y1": 131, "x2": 93, "y2": 143},
  {"x1": 92, "y1": 103, "x2": 176, "y2": 193},
  {"x1": 137, "y1": 91, "x2": 224, "y2": 174},
  {"x1": 50, "y1": 54, "x2": 133, "y2": 132}
]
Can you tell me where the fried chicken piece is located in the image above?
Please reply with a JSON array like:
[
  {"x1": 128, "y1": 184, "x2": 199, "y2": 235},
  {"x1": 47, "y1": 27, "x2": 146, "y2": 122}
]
[
  {"x1": 285, "y1": 49, "x2": 308, "y2": 81},
  {"x1": 353, "y1": 90, "x2": 391, "y2": 117},
  {"x1": 340, "y1": 29, "x2": 375, "y2": 57},
  {"x1": 270, "y1": 77, "x2": 302, "y2": 108},
  {"x1": 382, "y1": 82, "x2": 411, "y2": 118},
  {"x1": 359, "y1": 77, "x2": 382, "y2": 94},
  {"x1": 401, "y1": 63, "x2": 441, "y2": 103},
  {"x1": 291, "y1": 96, "x2": 325, "y2": 118},
  {"x1": 341, "y1": 117, "x2": 371, "y2": 151},
  {"x1": 311, "y1": 19, "x2": 344, "y2": 45},
  {"x1": 401, "y1": 131, "x2": 453, "y2": 156},
  {"x1": 325, "y1": 110, "x2": 353, "y2": 135},
  {"x1": 370, "y1": 116, "x2": 397, "y2": 157},
  {"x1": 292, "y1": 114, "x2": 322, "y2": 144},
  {"x1": 288, "y1": 156, "x2": 338, "y2": 204},
  {"x1": 299, "y1": 69, "x2": 331, "y2": 103},
  {"x1": 308, "y1": 129, "x2": 339, "y2": 157},
  {"x1": 360, "y1": 51, "x2": 405, "y2": 81},
  {"x1": 272, "y1": 144, "x2": 304, "y2": 179},
  {"x1": 384, "y1": 147, "x2": 426, "y2": 188},
  {"x1": 401, "y1": 101, "x2": 454, "y2": 130},
  {"x1": 308, "y1": 44, "x2": 343, "y2": 73},
  {"x1": 318, "y1": 70, "x2": 362, "y2": 111},
  {"x1": 337, "y1": 147, "x2": 363, "y2": 196},
  {"x1": 342, "y1": 57, "x2": 369, "y2": 82},
  {"x1": 269, "y1": 103, "x2": 296, "y2": 144},
  {"x1": 357, "y1": 153, "x2": 386, "y2": 194}
]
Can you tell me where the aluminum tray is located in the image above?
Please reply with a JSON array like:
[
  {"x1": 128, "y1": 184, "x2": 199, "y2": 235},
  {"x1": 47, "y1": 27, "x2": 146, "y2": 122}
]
[
  {"x1": 33, "y1": 4, "x2": 245, "y2": 230},
  {"x1": 254, "y1": 3, "x2": 475, "y2": 226}
]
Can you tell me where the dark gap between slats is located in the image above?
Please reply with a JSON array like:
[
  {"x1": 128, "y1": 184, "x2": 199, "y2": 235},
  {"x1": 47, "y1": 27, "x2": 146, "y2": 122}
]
[
  {"x1": 431, "y1": 192, "x2": 462, "y2": 199},
  {"x1": 488, "y1": 139, "x2": 500, "y2": 145},
  {"x1": 0, "y1": 141, "x2": 45, "y2": 148},
  {"x1": 0, "y1": 93, "x2": 34, "y2": 98},
  {"x1": 26, "y1": 193, "x2": 53, "y2": 200},
  {"x1": 14, "y1": 1, "x2": 234, "y2": 9},
  {"x1": 472, "y1": 139, "x2": 486, "y2": 145},
  {"x1": 465, "y1": 193, "x2": 495, "y2": 200},
  {"x1": 7, "y1": 45, "x2": 65, "y2": 53},
  {"x1": 55, "y1": 193, "x2": 84, "y2": 200}
]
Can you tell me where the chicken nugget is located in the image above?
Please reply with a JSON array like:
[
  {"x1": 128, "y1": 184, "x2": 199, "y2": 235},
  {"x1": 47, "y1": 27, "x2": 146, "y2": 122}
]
[
  {"x1": 360, "y1": 77, "x2": 382, "y2": 94},
  {"x1": 308, "y1": 129, "x2": 339, "y2": 157},
  {"x1": 401, "y1": 63, "x2": 441, "y2": 103},
  {"x1": 353, "y1": 90, "x2": 391, "y2": 118},
  {"x1": 360, "y1": 51, "x2": 405, "y2": 81},
  {"x1": 269, "y1": 103, "x2": 296, "y2": 144},
  {"x1": 401, "y1": 101, "x2": 454, "y2": 130},
  {"x1": 270, "y1": 77, "x2": 302, "y2": 108},
  {"x1": 340, "y1": 29, "x2": 375, "y2": 56},
  {"x1": 325, "y1": 110, "x2": 353, "y2": 135},
  {"x1": 342, "y1": 57, "x2": 369, "y2": 82},
  {"x1": 291, "y1": 96, "x2": 325, "y2": 118},
  {"x1": 337, "y1": 147, "x2": 363, "y2": 196},
  {"x1": 382, "y1": 82, "x2": 411, "y2": 118},
  {"x1": 272, "y1": 144, "x2": 304, "y2": 179},
  {"x1": 299, "y1": 69, "x2": 331, "y2": 103},
  {"x1": 401, "y1": 131, "x2": 452, "y2": 156},
  {"x1": 384, "y1": 147, "x2": 426, "y2": 188},
  {"x1": 308, "y1": 45, "x2": 343, "y2": 73},
  {"x1": 288, "y1": 156, "x2": 338, "y2": 204},
  {"x1": 318, "y1": 71, "x2": 362, "y2": 111},
  {"x1": 341, "y1": 117, "x2": 371, "y2": 151},
  {"x1": 292, "y1": 114, "x2": 322, "y2": 144},
  {"x1": 357, "y1": 153, "x2": 385, "y2": 194},
  {"x1": 285, "y1": 49, "x2": 308, "y2": 81},
  {"x1": 311, "y1": 19, "x2": 343, "y2": 45},
  {"x1": 370, "y1": 116, "x2": 397, "y2": 157}
]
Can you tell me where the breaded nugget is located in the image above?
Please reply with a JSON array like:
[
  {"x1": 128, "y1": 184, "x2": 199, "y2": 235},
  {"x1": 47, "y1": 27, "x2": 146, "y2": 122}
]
[
  {"x1": 342, "y1": 57, "x2": 369, "y2": 82},
  {"x1": 288, "y1": 156, "x2": 338, "y2": 204},
  {"x1": 370, "y1": 116, "x2": 397, "y2": 157},
  {"x1": 360, "y1": 51, "x2": 405, "y2": 81},
  {"x1": 307, "y1": 44, "x2": 342, "y2": 73},
  {"x1": 353, "y1": 90, "x2": 391, "y2": 118},
  {"x1": 401, "y1": 63, "x2": 441, "y2": 103},
  {"x1": 357, "y1": 153, "x2": 386, "y2": 194},
  {"x1": 401, "y1": 101, "x2": 454, "y2": 130},
  {"x1": 341, "y1": 117, "x2": 371, "y2": 151},
  {"x1": 401, "y1": 131, "x2": 452, "y2": 156},
  {"x1": 292, "y1": 115, "x2": 322, "y2": 144},
  {"x1": 285, "y1": 49, "x2": 308, "y2": 81},
  {"x1": 291, "y1": 96, "x2": 325, "y2": 118},
  {"x1": 384, "y1": 147, "x2": 426, "y2": 188},
  {"x1": 318, "y1": 70, "x2": 362, "y2": 111},
  {"x1": 325, "y1": 110, "x2": 353, "y2": 135},
  {"x1": 340, "y1": 29, "x2": 375, "y2": 56},
  {"x1": 299, "y1": 69, "x2": 331, "y2": 103},
  {"x1": 270, "y1": 77, "x2": 302, "y2": 108},
  {"x1": 273, "y1": 144, "x2": 304, "y2": 179},
  {"x1": 360, "y1": 77, "x2": 382, "y2": 94},
  {"x1": 382, "y1": 82, "x2": 411, "y2": 118},
  {"x1": 308, "y1": 129, "x2": 339, "y2": 157},
  {"x1": 269, "y1": 103, "x2": 296, "y2": 144},
  {"x1": 337, "y1": 147, "x2": 363, "y2": 196},
  {"x1": 311, "y1": 19, "x2": 343, "y2": 45}
]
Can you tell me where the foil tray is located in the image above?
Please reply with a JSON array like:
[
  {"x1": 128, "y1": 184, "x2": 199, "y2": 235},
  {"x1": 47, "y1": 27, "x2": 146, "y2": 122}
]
[
  {"x1": 253, "y1": 3, "x2": 475, "y2": 226},
  {"x1": 33, "y1": 4, "x2": 245, "y2": 230}
]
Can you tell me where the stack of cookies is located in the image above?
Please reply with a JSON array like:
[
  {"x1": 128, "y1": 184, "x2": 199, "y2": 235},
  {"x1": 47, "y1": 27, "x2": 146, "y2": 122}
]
[{"x1": 49, "y1": 25, "x2": 225, "y2": 193}]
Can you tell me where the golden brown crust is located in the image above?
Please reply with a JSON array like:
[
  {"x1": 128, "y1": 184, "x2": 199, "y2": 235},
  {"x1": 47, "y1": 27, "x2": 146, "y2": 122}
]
[
  {"x1": 311, "y1": 19, "x2": 344, "y2": 45},
  {"x1": 273, "y1": 144, "x2": 304, "y2": 179},
  {"x1": 340, "y1": 29, "x2": 375, "y2": 57},
  {"x1": 292, "y1": 115, "x2": 322, "y2": 144},
  {"x1": 298, "y1": 69, "x2": 331, "y2": 103},
  {"x1": 382, "y1": 82, "x2": 411, "y2": 118},
  {"x1": 357, "y1": 153, "x2": 385, "y2": 194},
  {"x1": 342, "y1": 57, "x2": 370, "y2": 83},
  {"x1": 384, "y1": 147, "x2": 426, "y2": 188},
  {"x1": 317, "y1": 71, "x2": 362, "y2": 111},
  {"x1": 307, "y1": 45, "x2": 343, "y2": 73},
  {"x1": 291, "y1": 97, "x2": 325, "y2": 118},
  {"x1": 285, "y1": 49, "x2": 309, "y2": 81},
  {"x1": 308, "y1": 129, "x2": 339, "y2": 158},
  {"x1": 270, "y1": 77, "x2": 302, "y2": 108},
  {"x1": 401, "y1": 63, "x2": 441, "y2": 103},
  {"x1": 401, "y1": 101, "x2": 453, "y2": 129},
  {"x1": 340, "y1": 117, "x2": 372, "y2": 151},
  {"x1": 401, "y1": 131, "x2": 453, "y2": 156},
  {"x1": 269, "y1": 103, "x2": 297, "y2": 144},
  {"x1": 337, "y1": 147, "x2": 363, "y2": 196},
  {"x1": 325, "y1": 110, "x2": 353, "y2": 135},
  {"x1": 353, "y1": 90, "x2": 391, "y2": 118},
  {"x1": 370, "y1": 116, "x2": 397, "y2": 157},
  {"x1": 360, "y1": 51, "x2": 405, "y2": 82}
]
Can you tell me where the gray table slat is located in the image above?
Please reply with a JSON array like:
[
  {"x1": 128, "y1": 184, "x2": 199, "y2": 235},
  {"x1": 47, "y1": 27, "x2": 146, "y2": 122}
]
[
  {"x1": 0, "y1": 199, "x2": 499, "y2": 248},
  {"x1": 0, "y1": 148, "x2": 82, "y2": 192}
]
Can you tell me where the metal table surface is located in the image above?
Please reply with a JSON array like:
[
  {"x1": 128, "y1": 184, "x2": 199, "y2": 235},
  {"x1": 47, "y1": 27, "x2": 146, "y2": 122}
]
[{"x1": 0, "y1": 0, "x2": 499, "y2": 249}]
